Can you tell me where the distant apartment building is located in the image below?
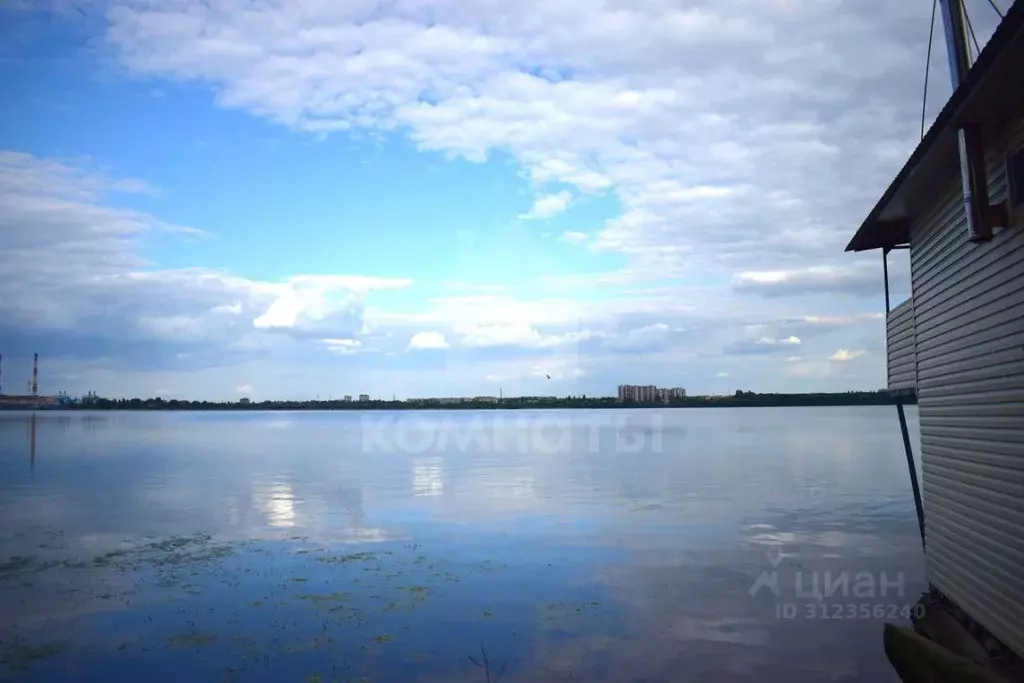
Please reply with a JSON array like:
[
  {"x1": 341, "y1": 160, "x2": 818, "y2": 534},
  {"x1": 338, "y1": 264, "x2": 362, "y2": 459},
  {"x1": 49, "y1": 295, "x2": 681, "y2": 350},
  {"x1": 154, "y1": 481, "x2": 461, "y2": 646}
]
[
  {"x1": 358, "y1": 394, "x2": 370, "y2": 402},
  {"x1": 239, "y1": 397, "x2": 251, "y2": 405},
  {"x1": 343, "y1": 395, "x2": 352, "y2": 402},
  {"x1": 617, "y1": 385, "x2": 685, "y2": 403}
]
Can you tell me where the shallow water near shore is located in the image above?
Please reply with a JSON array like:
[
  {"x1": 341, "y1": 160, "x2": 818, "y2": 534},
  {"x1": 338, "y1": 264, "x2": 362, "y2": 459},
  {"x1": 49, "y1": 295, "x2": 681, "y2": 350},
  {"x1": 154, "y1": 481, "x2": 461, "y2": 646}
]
[{"x1": 0, "y1": 407, "x2": 924, "y2": 682}]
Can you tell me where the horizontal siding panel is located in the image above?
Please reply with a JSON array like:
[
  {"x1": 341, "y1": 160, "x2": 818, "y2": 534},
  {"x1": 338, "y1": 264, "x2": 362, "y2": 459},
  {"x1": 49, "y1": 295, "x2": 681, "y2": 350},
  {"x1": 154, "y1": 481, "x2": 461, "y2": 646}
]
[
  {"x1": 924, "y1": 494, "x2": 1023, "y2": 550},
  {"x1": 916, "y1": 329, "x2": 1024, "y2": 379},
  {"x1": 915, "y1": 294, "x2": 1024, "y2": 356},
  {"x1": 917, "y1": 365, "x2": 1024, "y2": 396},
  {"x1": 914, "y1": 244, "x2": 1024, "y2": 331},
  {"x1": 913, "y1": 232, "x2": 1024, "y2": 308},
  {"x1": 889, "y1": 372, "x2": 916, "y2": 387},
  {"x1": 927, "y1": 456, "x2": 1024, "y2": 495},
  {"x1": 918, "y1": 387, "x2": 1024, "y2": 407},
  {"x1": 888, "y1": 356, "x2": 916, "y2": 370},
  {"x1": 924, "y1": 468, "x2": 1024, "y2": 515},
  {"x1": 917, "y1": 355, "x2": 1024, "y2": 389},
  {"x1": 887, "y1": 328, "x2": 916, "y2": 352},
  {"x1": 889, "y1": 366, "x2": 916, "y2": 381},
  {"x1": 921, "y1": 411, "x2": 1024, "y2": 434},
  {"x1": 919, "y1": 401, "x2": 1024, "y2": 420},
  {"x1": 889, "y1": 377, "x2": 916, "y2": 391},
  {"x1": 927, "y1": 540, "x2": 1024, "y2": 655},
  {"x1": 922, "y1": 433, "x2": 1024, "y2": 459},
  {"x1": 929, "y1": 561, "x2": 1024, "y2": 661},
  {"x1": 922, "y1": 479, "x2": 1023, "y2": 541},
  {"x1": 887, "y1": 313, "x2": 916, "y2": 338},
  {"x1": 910, "y1": 194, "x2": 962, "y2": 264},
  {"x1": 913, "y1": 272, "x2": 1024, "y2": 340},
  {"x1": 927, "y1": 525, "x2": 1024, "y2": 603},
  {"x1": 886, "y1": 298, "x2": 917, "y2": 393},
  {"x1": 909, "y1": 120, "x2": 1024, "y2": 658}
]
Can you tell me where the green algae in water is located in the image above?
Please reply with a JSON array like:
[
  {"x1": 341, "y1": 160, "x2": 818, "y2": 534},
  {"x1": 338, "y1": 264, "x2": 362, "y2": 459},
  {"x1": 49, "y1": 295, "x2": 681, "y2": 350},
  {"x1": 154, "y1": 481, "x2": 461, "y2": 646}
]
[
  {"x1": 317, "y1": 552, "x2": 377, "y2": 564},
  {"x1": 1, "y1": 641, "x2": 67, "y2": 671},
  {"x1": 168, "y1": 631, "x2": 215, "y2": 648},
  {"x1": 298, "y1": 592, "x2": 350, "y2": 607},
  {"x1": 0, "y1": 555, "x2": 37, "y2": 573}
]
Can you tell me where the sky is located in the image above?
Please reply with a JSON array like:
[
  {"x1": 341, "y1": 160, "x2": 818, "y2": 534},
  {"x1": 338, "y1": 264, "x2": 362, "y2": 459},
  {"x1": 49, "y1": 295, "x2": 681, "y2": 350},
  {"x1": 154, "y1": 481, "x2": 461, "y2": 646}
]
[{"x1": 0, "y1": 0, "x2": 1005, "y2": 401}]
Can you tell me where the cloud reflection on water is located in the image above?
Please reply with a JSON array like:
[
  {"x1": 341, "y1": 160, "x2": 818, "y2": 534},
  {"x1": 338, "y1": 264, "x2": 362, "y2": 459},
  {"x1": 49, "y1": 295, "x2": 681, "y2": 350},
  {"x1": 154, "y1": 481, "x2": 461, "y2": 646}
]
[{"x1": 0, "y1": 408, "x2": 924, "y2": 681}]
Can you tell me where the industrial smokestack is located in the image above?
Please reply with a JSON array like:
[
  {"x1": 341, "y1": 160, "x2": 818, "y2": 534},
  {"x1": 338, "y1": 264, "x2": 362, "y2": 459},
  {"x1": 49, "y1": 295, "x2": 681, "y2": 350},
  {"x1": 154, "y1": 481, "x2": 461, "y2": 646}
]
[{"x1": 32, "y1": 353, "x2": 38, "y2": 396}]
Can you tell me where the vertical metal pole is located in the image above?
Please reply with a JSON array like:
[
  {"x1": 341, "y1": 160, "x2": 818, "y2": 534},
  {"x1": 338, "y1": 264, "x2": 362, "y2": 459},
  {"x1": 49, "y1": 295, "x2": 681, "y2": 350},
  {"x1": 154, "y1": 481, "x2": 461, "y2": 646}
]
[
  {"x1": 883, "y1": 247, "x2": 891, "y2": 313},
  {"x1": 938, "y1": 0, "x2": 970, "y2": 87},
  {"x1": 897, "y1": 398, "x2": 926, "y2": 549},
  {"x1": 938, "y1": 0, "x2": 992, "y2": 242}
]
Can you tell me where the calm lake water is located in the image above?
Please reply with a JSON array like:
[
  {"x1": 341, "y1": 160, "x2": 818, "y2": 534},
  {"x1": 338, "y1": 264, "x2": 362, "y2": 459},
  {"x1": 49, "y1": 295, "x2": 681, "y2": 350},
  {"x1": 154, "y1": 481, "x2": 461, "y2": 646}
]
[{"x1": 0, "y1": 407, "x2": 924, "y2": 682}]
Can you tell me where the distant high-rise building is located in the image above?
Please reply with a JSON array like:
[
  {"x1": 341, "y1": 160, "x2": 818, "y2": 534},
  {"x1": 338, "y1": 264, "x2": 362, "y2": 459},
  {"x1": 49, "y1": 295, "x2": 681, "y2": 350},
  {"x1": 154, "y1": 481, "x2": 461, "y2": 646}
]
[
  {"x1": 358, "y1": 394, "x2": 370, "y2": 402},
  {"x1": 343, "y1": 395, "x2": 352, "y2": 402},
  {"x1": 617, "y1": 384, "x2": 685, "y2": 403}
]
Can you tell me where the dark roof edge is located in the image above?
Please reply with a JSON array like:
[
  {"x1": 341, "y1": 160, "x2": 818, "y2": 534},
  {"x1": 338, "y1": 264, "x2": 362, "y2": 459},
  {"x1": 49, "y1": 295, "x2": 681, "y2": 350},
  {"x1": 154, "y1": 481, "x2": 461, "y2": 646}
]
[{"x1": 845, "y1": 0, "x2": 1024, "y2": 252}]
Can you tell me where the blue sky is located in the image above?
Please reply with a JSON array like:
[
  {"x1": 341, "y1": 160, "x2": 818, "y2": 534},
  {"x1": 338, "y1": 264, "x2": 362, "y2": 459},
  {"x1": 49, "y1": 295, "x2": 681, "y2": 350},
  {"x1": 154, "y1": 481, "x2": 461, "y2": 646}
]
[{"x1": 0, "y1": 0, "x2": 1003, "y2": 400}]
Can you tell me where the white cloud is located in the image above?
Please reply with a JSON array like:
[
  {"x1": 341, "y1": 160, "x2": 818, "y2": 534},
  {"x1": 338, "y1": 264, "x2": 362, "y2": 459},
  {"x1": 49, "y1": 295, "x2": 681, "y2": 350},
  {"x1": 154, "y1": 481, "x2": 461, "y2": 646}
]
[
  {"x1": 252, "y1": 275, "x2": 412, "y2": 333},
  {"x1": 724, "y1": 335, "x2": 801, "y2": 356},
  {"x1": 99, "y1": 0, "x2": 1003, "y2": 282},
  {"x1": 407, "y1": 331, "x2": 449, "y2": 350},
  {"x1": 732, "y1": 265, "x2": 883, "y2": 298},
  {"x1": 519, "y1": 190, "x2": 573, "y2": 220},
  {"x1": 7, "y1": 0, "x2": 986, "y2": 396},
  {"x1": 321, "y1": 338, "x2": 363, "y2": 355},
  {"x1": 559, "y1": 231, "x2": 589, "y2": 245},
  {"x1": 829, "y1": 349, "x2": 866, "y2": 362},
  {"x1": 528, "y1": 360, "x2": 585, "y2": 381},
  {"x1": 236, "y1": 383, "x2": 252, "y2": 394}
]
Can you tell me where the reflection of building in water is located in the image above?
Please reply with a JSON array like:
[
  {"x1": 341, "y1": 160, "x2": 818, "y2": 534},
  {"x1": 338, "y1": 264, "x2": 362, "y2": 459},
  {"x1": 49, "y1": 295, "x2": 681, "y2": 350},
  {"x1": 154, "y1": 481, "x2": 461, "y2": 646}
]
[
  {"x1": 257, "y1": 483, "x2": 296, "y2": 528},
  {"x1": 29, "y1": 413, "x2": 36, "y2": 473},
  {"x1": 413, "y1": 457, "x2": 444, "y2": 496}
]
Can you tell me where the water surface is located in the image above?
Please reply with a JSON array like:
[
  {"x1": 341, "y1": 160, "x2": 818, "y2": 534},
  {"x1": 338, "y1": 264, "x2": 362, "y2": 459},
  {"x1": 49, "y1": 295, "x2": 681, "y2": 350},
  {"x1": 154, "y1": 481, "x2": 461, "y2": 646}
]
[{"x1": 0, "y1": 407, "x2": 924, "y2": 681}]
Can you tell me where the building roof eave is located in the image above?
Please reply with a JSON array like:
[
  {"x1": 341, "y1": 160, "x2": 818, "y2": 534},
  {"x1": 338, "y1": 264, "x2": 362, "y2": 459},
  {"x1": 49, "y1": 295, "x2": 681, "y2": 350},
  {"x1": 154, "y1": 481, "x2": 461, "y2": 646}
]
[{"x1": 845, "y1": 1, "x2": 1024, "y2": 253}]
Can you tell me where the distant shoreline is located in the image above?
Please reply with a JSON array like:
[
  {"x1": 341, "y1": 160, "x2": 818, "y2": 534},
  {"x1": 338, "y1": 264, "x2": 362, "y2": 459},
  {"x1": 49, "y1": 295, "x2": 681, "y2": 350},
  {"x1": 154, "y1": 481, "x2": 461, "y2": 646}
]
[{"x1": 14, "y1": 391, "x2": 915, "y2": 411}]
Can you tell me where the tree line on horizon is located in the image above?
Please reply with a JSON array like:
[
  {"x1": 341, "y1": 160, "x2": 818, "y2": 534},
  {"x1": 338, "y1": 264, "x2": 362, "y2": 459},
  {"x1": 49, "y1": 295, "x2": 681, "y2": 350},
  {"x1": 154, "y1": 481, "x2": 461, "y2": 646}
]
[{"x1": 54, "y1": 390, "x2": 913, "y2": 411}]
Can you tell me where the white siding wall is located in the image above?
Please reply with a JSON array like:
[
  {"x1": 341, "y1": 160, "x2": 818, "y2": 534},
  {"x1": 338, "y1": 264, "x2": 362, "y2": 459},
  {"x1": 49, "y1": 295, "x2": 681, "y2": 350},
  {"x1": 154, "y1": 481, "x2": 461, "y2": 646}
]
[
  {"x1": 886, "y1": 298, "x2": 917, "y2": 392},
  {"x1": 909, "y1": 115, "x2": 1024, "y2": 658}
]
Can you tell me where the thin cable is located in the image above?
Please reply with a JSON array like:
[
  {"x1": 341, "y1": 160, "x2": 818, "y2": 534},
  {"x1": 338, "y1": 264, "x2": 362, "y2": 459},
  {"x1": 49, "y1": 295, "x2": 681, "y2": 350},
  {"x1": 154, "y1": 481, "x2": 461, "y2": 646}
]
[
  {"x1": 985, "y1": 0, "x2": 1004, "y2": 19},
  {"x1": 963, "y1": 2, "x2": 982, "y2": 63},
  {"x1": 921, "y1": 0, "x2": 937, "y2": 140}
]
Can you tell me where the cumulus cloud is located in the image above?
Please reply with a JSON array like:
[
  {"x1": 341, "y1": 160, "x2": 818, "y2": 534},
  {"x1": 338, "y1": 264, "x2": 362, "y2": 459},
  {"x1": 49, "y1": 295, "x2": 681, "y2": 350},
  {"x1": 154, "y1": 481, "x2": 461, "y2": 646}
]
[
  {"x1": 829, "y1": 349, "x2": 866, "y2": 362},
  {"x1": 732, "y1": 265, "x2": 882, "y2": 298},
  {"x1": 99, "y1": 0, "x2": 1001, "y2": 281},
  {"x1": 408, "y1": 332, "x2": 450, "y2": 350},
  {"x1": 724, "y1": 336, "x2": 801, "y2": 356},
  {"x1": 0, "y1": 150, "x2": 409, "y2": 369},
  {"x1": 321, "y1": 338, "x2": 363, "y2": 355},
  {"x1": 519, "y1": 191, "x2": 573, "y2": 220},
  {"x1": 7, "y1": 0, "x2": 995, "y2": 395},
  {"x1": 235, "y1": 383, "x2": 252, "y2": 394},
  {"x1": 559, "y1": 231, "x2": 589, "y2": 245}
]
